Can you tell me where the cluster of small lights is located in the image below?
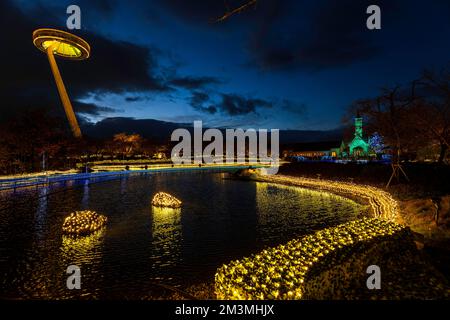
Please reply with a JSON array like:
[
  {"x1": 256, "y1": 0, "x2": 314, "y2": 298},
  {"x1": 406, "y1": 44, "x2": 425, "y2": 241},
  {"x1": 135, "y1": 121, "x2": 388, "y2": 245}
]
[
  {"x1": 62, "y1": 210, "x2": 108, "y2": 236},
  {"x1": 151, "y1": 192, "x2": 182, "y2": 208},
  {"x1": 215, "y1": 218, "x2": 406, "y2": 300},
  {"x1": 257, "y1": 175, "x2": 399, "y2": 221}
]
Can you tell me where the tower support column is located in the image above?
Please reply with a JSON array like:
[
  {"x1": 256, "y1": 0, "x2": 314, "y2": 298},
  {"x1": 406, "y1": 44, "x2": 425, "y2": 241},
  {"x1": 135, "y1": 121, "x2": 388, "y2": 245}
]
[{"x1": 46, "y1": 45, "x2": 82, "y2": 138}]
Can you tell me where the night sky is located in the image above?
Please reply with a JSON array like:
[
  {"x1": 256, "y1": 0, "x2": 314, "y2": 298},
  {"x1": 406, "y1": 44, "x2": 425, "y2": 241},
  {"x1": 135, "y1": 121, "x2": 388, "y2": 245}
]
[{"x1": 1, "y1": 0, "x2": 450, "y2": 131}]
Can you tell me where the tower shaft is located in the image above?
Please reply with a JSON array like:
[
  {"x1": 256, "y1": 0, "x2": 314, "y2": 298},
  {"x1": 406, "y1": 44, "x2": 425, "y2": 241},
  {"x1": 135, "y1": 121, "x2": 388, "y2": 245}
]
[
  {"x1": 46, "y1": 45, "x2": 82, "y2": 138},
  {"x1": 354, "y1": 117, "x2": 363, "y2": 138}
]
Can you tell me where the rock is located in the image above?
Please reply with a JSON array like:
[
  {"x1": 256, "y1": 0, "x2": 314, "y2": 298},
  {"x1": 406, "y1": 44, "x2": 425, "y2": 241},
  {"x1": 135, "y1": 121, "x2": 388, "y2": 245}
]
[{"x1": 438, "y1": 195, "x2": 450, "y2": 227}]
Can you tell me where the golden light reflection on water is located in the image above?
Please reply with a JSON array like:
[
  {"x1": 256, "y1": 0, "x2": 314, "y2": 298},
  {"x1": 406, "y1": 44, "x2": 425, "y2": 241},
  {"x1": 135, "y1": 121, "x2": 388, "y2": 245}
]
[
  {"x1": 150, "y1": 206, "x2": 182, "y2": 269},
  {"x1": 256, "y1": 182, "x2": 362, "y2": 207},
  {"x1": 152, "y1": 206, "x2": 181, "y2": 217},
  {"x1": 60, "y1": 228, "x2": 106, "y2": 264},
  {"x1": 3, "y1": 173, "x2": 376, "y2": 299},
  {"x1": 255, "y1": 182, "x2": 362, "y2": 242},
  {"x1": 19, "y1": 229, "x2": 106, "y2": 299}
]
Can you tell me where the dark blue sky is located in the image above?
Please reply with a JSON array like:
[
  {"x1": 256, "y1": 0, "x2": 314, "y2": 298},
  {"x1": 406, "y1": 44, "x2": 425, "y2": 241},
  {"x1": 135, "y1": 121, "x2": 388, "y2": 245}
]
[{"x1": 4, "y1": 0, "x2": 450, "y2": 130}]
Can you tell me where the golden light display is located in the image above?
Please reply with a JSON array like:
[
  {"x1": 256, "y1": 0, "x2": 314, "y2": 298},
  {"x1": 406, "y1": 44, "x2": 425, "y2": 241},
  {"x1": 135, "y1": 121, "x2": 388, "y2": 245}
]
[
  {"x1": 214, "y1": 174, "x2": 406, "y2": 299},
  {"x1": 32, "y1": 28, "x2": 91, "y2": 138},
  {"x1": 255, "y1": 174, "x2": 399, "y2": 222},
  {"x1": 62, "y1": 210, "x2": 107, "y2": 236},
  {"x1": 151, "y1": 192, "x2": 182, "y2": 208},
  {"x1": 215, "y1": 218, "x2": 407, "y2": 300}
]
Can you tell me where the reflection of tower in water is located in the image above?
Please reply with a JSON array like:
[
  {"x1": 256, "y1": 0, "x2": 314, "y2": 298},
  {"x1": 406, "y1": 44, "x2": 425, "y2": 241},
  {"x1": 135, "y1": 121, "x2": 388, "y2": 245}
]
[
  {"x1": 81, "y1": 179, "x2": 90, "y2": 209},
  {"x1": 120, "y1": 176, "x2": 128, "y2": 195},
  {"x1": 34, "y1": 186, "x2": 49, "y2": 240}
]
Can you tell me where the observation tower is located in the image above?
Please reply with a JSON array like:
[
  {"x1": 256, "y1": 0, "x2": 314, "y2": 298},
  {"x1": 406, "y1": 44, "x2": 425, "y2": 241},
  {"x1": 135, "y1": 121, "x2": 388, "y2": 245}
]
[{"x1": 33, "y1": 28, "x2": 90, "y2": 138}]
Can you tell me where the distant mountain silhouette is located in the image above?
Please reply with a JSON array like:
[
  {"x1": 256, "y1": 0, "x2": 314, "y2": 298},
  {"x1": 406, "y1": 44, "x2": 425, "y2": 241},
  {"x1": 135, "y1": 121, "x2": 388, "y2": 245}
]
[
  {"x1": 82, "y1": 117, "x2": 188, "y2": 143},
  {"x1": 82, "y1": 117, "x2": 343, "y2": 144},
  {"x1": 277, "y1": 128, "x2": 343, "y2": 144}
]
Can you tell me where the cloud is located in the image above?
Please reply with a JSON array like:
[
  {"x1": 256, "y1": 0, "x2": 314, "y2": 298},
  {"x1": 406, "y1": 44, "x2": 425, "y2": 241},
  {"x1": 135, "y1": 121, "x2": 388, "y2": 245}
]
[
  {"x1": 153, "y1": 0, "x2": 390, "y2": 71},
  {"x1": 187, "y1": 90, "x2": 309, "y2": 131},
  {"x1": 243, "y1": 0, "x2": 400, "y2": 72},
  {"x1": 168, "y1": 76, "x2": 223, "y2": 90},
  {"x1": 73, "y1": 101, "x2": 121, "y2": 116},
  {"x1": 189, "y1": 91, "x2": 217, "y2": 114},
  {"x1": 280, "y1": 99, "x2": 307, "y2": 116},
  {"x1": 247, "y1": 0, "x2": 390, "y2": 71},
  {"x1": 219, "y1": 94, "x2": 273, "y2": 115},
  {"x1": 189, "y1": 91, "x2": 273, "y2": 116},
  {"x1": 125, "y1": 96, "x2": 145, "y2": 102},
  {"x1": 80, "y1": 0, "x2": 118, "y2": 14},
  {"x1": 155, "y1": 0, "x2": 246, "y2": 24}
]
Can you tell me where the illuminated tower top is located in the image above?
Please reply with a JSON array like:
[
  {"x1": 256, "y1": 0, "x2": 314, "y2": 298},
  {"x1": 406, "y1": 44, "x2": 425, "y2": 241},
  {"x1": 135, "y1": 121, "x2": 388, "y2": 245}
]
[
  {"x1": 348, "y1": 111, "x2": 369, "y2": 157},
  {"x1": 354, "y1": 117, "x2": 363, "y2": 138},
  {"x1": 33, "y1": 28, "x2": 90, "y2": 60}
]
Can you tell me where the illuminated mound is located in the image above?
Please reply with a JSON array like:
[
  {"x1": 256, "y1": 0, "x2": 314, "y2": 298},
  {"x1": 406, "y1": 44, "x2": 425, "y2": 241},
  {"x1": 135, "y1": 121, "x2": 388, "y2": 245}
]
[
  {"x1": 62, "y1": 210, "x2": 107, "y2": 236},
  {"x1": 151, "y1": 192, "x2": 182, "y2": 208},
  {"x1": 215, "y1": 218, "x2": 409, "y2": 300}
]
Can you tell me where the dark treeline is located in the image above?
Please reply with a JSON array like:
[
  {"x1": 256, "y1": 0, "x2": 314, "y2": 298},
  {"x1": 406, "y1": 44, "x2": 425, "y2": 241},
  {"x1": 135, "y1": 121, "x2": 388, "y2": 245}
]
[{"x1": 0, "y1": 110, "x2": 170, "y2": 175}]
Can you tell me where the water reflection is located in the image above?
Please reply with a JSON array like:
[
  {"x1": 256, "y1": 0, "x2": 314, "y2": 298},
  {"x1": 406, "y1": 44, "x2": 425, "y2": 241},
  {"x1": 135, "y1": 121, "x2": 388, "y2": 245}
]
[
  {"x1": 1, "y1": 172, "x2": 361, "y2": 299},
  {"x1": 58, "y1": 228, "x2": 106, "y2": 299},
  {"x1": 120, "y1": 176, "x2": 127, "y2": 195},
  {"x1": 150, "y1": 206, "x2": 182, "y2": 269},
  {"x1": 60, "y1": 228, "x2": 106, "y2": 261},
  {"x1": 255, "y1": 182, "x2": 361, "y2": 243},
  {"x1": 34, "y1": 186, "x2": 49, "y2": 240},
  {"x1": 81, "y1": 180, "x2": 90, "y2": 209}
]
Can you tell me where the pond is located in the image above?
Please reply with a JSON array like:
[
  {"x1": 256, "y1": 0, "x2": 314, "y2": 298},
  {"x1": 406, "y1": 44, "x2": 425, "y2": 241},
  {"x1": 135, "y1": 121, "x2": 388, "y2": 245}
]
[{"x1": 0, "y1": 171, "x2": 362, "y2": 299}]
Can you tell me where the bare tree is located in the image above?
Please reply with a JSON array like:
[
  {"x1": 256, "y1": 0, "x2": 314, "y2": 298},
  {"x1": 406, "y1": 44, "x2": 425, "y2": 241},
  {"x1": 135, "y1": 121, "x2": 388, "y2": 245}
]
[
  {"x1": 351, "y1": 82, "x2": 421, "y2": 186},
  {"x1": 412, "y1": 68, "x2": 450, "y2": 164},
  {"x1": 355, "y1": 83, "x2": 419, "y2": 158},
  {"x1": 113, "y1": 133, "x2": 144, "y2": 158}
]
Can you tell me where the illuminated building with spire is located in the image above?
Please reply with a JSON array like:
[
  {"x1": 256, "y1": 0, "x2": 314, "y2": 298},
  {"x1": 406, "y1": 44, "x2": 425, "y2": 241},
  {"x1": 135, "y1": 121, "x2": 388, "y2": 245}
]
[{"x1": 282, "y1": 114, "x2": 373, "y2": 160}]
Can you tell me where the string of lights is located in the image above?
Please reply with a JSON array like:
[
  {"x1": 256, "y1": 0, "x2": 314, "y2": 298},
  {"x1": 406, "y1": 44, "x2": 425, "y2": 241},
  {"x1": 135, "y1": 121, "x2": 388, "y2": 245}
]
[
  {"x1": 215, "y1": 218, "x2": 407, "y2": 300},
  {"x1": 151, "y1": 192, "x2": 182, "y2": 208},
  {"x1": 255, "y1": 175, "x2": 399, "y2": 222},
  {"x1": 215, "y1": 175, "x2": 402, "y2": 299},
  {"x1": 62, "y1": 210, "x2": 107, "y2": 236}
]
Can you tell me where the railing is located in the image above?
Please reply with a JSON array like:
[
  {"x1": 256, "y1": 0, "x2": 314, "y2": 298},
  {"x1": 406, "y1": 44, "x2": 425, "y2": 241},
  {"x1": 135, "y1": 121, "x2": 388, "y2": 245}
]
[
  {"x1": 0, "y1": 171, "x2": 126, "y2": 191},
  {"x1": 0, "y1": 164, "x2": 263, "y2": 192}
]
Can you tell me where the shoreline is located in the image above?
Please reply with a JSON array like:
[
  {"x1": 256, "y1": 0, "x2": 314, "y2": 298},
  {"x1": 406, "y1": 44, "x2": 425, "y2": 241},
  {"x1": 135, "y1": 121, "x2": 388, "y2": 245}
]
[{"x1": 209, "y1": 172, "x2": 450, "y2": 300}]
